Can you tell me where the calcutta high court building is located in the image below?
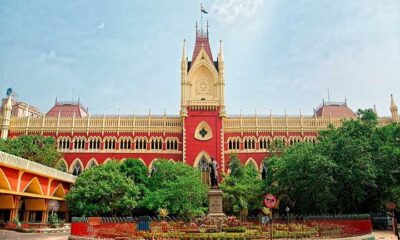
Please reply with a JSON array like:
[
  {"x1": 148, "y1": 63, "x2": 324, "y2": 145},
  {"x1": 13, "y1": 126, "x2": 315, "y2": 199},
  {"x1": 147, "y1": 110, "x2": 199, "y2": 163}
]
[{"x1": 1, "y1": 23, "x2": 399, "y2": 177}]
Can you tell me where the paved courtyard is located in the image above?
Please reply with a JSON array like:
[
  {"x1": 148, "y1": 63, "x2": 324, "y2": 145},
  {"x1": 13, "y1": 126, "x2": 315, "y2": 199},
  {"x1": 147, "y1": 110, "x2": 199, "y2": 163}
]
[
  {"x1": 374, "y1": 230, "x2": 399, "y2": 240},
  {"x1": 0, "y1": 229, "x2": 69, "y2": 240}
]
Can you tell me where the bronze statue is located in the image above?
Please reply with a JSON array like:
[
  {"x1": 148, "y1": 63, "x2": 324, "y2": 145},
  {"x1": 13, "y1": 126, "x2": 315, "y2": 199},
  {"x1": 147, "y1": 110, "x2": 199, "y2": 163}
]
[{"x1": 209, "y1": 157, "x2": 218, "y2": 188}]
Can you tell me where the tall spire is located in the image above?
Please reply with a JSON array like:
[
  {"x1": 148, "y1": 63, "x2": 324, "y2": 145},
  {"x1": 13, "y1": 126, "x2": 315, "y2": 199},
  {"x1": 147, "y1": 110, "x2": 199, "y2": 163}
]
[
  {"x1": 390, "y1": 94, "x2": 398, "y2": 122},
  {"x1": 181, "y1": 39, "x2": 186, "y2": 62},
  {"x1": 1, "y1": 95, "x2": 12, "y2": 139},
  {"x1": 219, "y1": 40, "x2": 224, "y2": 61}
]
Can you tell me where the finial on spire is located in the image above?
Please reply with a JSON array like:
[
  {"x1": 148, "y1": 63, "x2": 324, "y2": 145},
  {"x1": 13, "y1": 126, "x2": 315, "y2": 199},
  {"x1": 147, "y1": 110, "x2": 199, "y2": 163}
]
[
  {"x1": 219, "y1": 40, "x2": 224, "y2": 61},
  {"x1": 206, "y1": 20, "x2": 209, "y2": 37},
  {"x1": 182, "y1": 39, "x2": 186, "y2": 61}
]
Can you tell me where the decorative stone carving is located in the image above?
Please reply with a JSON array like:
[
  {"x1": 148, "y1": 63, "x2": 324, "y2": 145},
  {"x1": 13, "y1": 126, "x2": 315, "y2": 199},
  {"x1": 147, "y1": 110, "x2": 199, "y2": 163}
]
[{"x1": 194, "y1": 121, "x2": 213, "y2": 141}]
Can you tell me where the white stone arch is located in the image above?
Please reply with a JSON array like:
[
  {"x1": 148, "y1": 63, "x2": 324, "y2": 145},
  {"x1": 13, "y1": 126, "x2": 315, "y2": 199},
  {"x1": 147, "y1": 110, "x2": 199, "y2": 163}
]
[
  {"x1": 245, "y1": 158, "x2": 259, "y2": 171},
  {"x1": 86, "y1": 158, "x2": 99, "y2": 169},
  {"x1": 168, "y1": 159, "x2": 176, "y2": 163},
  {"x1": 57, "y1": 136, "x2": 71, "y2": 143},
  {"x1": 69, "y1": 158, "x2": 84, "y2": 174},
  {"x1": 137, "y1": 158, "x2": 146, "y2": 166},
  {"x1": 148, "y1": 158, "x2": 159, "y2": 172},
  {"x1": 103, "y1": 158, "x2": 113, "y2": 165},
  {"x1": 188, "y1": 55, "x2": 219, "y2": 85},
  {"x1": 134, "y1": 136, "x2": 149, "y2": 142},
  {"x1": 193, "y1": 150, "x2": 212, "y2": 168},
  {"x1": 273, "y1": 136, "x2": 287, "y2": 146},
  {"x1": 54, "y1": 158, "x2": 68, "y2": 172}
]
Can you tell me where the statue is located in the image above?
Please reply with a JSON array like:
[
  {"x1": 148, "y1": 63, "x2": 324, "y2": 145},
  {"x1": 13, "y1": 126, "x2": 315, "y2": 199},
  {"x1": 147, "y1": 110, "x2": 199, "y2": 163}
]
[{"x1": 209, "y1": 157, "x2": 219, "y2": 188}]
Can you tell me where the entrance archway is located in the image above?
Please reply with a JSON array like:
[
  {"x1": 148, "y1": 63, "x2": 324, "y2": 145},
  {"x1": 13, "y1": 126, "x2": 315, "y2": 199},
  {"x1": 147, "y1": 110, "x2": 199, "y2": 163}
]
[{"x1": 194, "y1": 151, "x2": 212, "y2": 186}]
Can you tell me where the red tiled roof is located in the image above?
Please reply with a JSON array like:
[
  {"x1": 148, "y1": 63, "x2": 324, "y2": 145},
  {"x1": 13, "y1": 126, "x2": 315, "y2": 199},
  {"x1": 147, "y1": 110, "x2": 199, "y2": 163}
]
[
  {"x1": 46, "y1": 101, "x2": 88, "y2": 117},
  {"x1": 192, "y1": 34, "x2": 213, "y2": 62},
  {"x1": 315, "y1": 102, "x2": 356, "y2": 118}
]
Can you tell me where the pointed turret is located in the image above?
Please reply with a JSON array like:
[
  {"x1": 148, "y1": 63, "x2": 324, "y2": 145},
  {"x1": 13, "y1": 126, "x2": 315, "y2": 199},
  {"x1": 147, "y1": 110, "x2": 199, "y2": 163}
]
[
  {"x1": 218, "y1": 40, "x2": 226, "y2": 117},
  {"x1": 1, "y1": 95, "x2": 12, "y2": 139},
  {"x1": 390, "y1": 94, "x2": 398, "y2": 122},
  {"x1": 192, "y1": 22, "x2": 213, "y2": 63},
  {"x1": 180, "y1": 39, "x2": 188, "y2": 118},
  {"x1": 181, "y1": 39, "x2": 187, "y2": 73}
]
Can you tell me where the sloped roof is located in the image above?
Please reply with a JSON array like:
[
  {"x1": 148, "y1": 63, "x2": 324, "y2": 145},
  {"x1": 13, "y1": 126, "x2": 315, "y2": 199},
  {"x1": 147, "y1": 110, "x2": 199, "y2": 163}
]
[
  {"x1": 46, "y1": 101, "x2": 88, "y2": 117},
  {"x1": 192, "y1": 33, "x2": 213, "y2": 63},
  {"x1": 314, "y1": 101, "x2": 356, "y2": 118}
]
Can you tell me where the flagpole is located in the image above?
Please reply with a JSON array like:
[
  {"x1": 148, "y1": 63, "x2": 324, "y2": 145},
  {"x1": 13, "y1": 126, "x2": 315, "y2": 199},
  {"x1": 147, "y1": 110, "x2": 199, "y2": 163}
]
[{"x1": 200, "y1": 3, "x2": 203, "y2": 35}]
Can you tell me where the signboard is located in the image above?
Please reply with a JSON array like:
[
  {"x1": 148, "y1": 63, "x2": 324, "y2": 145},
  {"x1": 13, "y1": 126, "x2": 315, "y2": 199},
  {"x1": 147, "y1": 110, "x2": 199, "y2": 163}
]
[
  {"x1": 264, "y1": 194, "x2": 277, "y2": 208},
  {"x1": 261, "y1": 216, "x2": 270, "y2": 224},
  {"x1": 386, "y1": 202, "x2": 396, "y2": 210}
]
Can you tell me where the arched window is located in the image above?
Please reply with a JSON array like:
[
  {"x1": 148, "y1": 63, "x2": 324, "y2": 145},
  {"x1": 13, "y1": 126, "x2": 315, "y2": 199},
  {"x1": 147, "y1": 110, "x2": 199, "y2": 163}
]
[
  {"x1": 120, "y1": 137, "x2": 132, "y2": 150},
  {"x1": 244, "y1": 137, "x2": 256, "y2": 150},
  {"x1": 166, "y1": 138, "x2": 178, "y2": 150},
  {"x1": 135, "y1": 137, "x2": 147, "y2": 150},
  {"x1": 58, "y1": 137, "x2": 70, "y2": 150},
  {"x1": 228, "y1": 137, "x2": 240, "y2": 150},
  {"x1": 198, "y1": 156, "x2": 210, "y2": 185},
  {"x1": 259, "y1": 137, "x2": 271, "y2": 150},
  {"x1": 73, "y1": 137, "x2": 86, "y2": 150},
  {"x1": 151, "y1": 137, "x2": 163, "y2": 150},
  {"x1": 71, "y1": 161, "x2": 83, "y2": 176},
  {"x1": 86, "y1": 159, "x2": 98, "y2": 169},
  {"x1": 55, "y1": 160, "x2": 67, "y2": 172},
  {"x1": 89, "y1": 137, "x2": 101, "y2": 150},
  {"x1": 104, "y1": 137, "x2": 116, "y2": 150}
]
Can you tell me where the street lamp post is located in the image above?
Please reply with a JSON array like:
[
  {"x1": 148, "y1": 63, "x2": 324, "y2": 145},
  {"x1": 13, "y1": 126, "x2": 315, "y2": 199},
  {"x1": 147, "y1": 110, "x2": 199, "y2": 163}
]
[{"x1": 285, "y1": 206, "x2": 290, "y2": 230}]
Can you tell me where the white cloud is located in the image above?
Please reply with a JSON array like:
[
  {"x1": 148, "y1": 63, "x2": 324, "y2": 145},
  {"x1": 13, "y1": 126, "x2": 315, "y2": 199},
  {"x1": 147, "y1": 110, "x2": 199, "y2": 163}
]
[
  {"x1": 97, "y1": 22, "x2": 105, "y2": 30},
  {"x1": 211, "y1": 0, "x2": 263, "y2": 24}
]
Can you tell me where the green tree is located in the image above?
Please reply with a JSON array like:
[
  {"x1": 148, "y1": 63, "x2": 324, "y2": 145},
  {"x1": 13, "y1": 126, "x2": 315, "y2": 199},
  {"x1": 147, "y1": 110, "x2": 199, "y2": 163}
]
[
  {"x1": 65, "y1": 161, "x2": 139, "y2": 216},
  {"x1": 142, "y1": 160, "x2": 208, "y2": 218},
  {"x1": 119, "y1": 158, "x2": 149, "y2": 214},
  {"x1": 270, "y1": 109, "x2": 400, "y2": 214},
  {"x1": 221, "y1": 155, "x2": 265, "y2": 216},
  {"x1": 269, "y1": 143, "x2": 337, "y2": 214},
  {"x1": 0, "y1": 135, "x2": 61, "y2": 167}
]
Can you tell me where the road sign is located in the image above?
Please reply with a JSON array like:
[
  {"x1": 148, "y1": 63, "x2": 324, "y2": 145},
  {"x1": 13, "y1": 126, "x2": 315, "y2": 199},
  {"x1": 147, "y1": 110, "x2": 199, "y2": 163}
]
[
  {"x1": 264, "y1": 194, "x2": 277, "y2": 208},
  {"x1": 262, "y1": 216, "x2": 270, "y2": 224}
]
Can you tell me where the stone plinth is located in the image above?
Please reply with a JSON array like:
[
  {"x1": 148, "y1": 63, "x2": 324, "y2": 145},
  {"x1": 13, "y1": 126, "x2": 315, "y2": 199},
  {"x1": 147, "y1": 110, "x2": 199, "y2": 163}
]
[{"x1": 207, "y1": 189, "x2": 226, "y2": 218}]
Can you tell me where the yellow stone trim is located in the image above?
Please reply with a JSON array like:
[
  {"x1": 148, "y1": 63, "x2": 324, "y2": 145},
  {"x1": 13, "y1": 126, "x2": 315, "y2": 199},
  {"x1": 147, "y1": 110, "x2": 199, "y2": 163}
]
[
  {"x1": 0, "y1": 151, "x2": 75, "y2": 183},
  {"x1": 0, "y1": 190, "x2": 65, "y2": 201}
]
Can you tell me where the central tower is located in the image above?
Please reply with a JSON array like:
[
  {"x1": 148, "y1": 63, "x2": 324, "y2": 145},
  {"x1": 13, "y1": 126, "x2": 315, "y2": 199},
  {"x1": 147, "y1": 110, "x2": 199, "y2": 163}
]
[{"x1": 181, "y1": 23, "x2": 227, "y2": 175}]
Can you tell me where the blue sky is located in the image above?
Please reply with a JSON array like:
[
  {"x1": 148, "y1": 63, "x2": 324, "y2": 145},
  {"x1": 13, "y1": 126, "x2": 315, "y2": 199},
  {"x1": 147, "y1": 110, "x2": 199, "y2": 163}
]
[{"x1": 0, "y1": 0, "x2": 399, "y2": 116}]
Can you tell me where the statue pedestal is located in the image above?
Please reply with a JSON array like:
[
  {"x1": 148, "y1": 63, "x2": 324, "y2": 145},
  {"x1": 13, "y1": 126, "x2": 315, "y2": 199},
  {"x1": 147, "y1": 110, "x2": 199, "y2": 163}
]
[{"x1": 207, "y1": 189, "x2": 226, "y2": 218}]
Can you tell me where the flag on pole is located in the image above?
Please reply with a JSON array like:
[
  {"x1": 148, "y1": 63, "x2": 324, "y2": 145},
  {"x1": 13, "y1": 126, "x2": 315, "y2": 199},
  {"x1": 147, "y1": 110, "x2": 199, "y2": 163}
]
[{"x1": 201, "y1": 4, "x2": 208, "y2": 14}]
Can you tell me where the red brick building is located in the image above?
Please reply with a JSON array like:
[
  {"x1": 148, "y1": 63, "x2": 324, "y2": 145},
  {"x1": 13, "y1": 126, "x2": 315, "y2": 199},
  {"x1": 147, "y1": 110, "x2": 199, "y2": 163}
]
[{"x1": 1, "y1": 24, "x2": 398, "y2": 178}]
